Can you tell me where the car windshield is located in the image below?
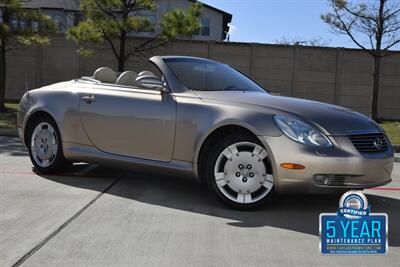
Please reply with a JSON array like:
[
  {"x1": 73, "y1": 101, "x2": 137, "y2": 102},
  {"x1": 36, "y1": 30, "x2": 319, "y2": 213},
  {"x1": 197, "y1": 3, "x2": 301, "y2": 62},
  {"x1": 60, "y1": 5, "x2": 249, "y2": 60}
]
[{"x1": 164, "y1": 58, "x2": 267, "y2": 92}]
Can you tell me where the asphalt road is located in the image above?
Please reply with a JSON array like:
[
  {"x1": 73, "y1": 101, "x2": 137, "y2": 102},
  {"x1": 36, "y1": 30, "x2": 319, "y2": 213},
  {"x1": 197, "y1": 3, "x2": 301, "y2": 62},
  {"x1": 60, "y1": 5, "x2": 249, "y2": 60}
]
[{"x1": 0, "y1": 136, "x2": 399, "y2": 267}]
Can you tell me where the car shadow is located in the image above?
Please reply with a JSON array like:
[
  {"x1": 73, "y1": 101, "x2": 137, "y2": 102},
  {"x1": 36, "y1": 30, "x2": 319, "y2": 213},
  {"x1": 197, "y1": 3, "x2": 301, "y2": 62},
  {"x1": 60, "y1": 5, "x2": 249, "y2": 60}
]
[
  {"x1": 0, "y1": 136, "x2": 29, "y2": 156},
  {"x1": 37, "y1": 164, "x2": 400, "y2": 247}
]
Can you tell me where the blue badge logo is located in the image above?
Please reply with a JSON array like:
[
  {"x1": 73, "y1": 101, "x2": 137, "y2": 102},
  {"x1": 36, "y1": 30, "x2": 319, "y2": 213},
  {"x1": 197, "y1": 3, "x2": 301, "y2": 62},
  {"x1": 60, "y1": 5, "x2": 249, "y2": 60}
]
[
  {"x1": 337, "y1": 191, "x2": 370, "y2": 219},
  {"x1": 320, "y1": 190, "x2": 388, "y2": 254}
]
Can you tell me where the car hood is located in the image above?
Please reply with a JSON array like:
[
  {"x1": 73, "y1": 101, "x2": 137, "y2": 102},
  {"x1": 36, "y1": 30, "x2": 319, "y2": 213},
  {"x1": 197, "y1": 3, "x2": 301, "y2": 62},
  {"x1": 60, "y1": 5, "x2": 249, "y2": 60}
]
[{"x1": 195, "y1": 91, "x2": 380, "y2": 135}]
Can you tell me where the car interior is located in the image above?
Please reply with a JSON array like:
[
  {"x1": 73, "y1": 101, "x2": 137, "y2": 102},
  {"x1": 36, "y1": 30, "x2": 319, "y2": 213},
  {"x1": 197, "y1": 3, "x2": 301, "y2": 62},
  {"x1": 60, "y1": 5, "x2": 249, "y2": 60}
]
[{"x1": 83, "y1": 67, "x2": 159, "y2": 88}]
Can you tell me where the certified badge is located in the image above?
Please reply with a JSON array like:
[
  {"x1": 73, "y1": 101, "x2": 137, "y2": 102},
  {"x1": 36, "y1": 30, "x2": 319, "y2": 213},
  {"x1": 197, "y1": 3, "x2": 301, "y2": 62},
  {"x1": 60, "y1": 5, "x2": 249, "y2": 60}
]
[
  {"x1": 319, "y1": 190, "x2": 388, "y2": 254},
  {"x1": 338, "y1": 191, "x2": 370, "y2": 219}
]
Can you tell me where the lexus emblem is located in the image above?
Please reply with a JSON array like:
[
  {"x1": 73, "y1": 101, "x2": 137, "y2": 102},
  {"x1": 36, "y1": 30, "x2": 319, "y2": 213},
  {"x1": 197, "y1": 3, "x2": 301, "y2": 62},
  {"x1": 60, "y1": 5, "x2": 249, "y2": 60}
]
[{"x1": 373, "y1": 138, "x2": 384, "y2": 149}]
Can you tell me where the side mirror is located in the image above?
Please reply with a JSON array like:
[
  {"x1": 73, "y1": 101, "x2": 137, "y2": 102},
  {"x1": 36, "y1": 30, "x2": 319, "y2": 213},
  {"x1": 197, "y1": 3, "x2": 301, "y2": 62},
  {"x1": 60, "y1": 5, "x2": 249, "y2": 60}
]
[{"x1": 135, "y1": 75, "x2": 166, "y2": 92}]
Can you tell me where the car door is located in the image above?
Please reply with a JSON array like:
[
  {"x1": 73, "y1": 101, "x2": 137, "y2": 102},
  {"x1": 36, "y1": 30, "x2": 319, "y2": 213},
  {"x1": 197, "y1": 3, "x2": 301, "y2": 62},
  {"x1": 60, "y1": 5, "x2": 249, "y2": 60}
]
[{"x1": 79, "y1": 84, "x2": 176, "y2": 162}]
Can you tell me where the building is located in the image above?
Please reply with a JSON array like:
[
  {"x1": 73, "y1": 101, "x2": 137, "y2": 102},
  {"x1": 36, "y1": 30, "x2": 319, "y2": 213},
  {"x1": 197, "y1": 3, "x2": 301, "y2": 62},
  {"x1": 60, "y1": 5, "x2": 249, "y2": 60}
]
[{"x1": 16, "y1": 0, "x2": 232, "y2": 41}]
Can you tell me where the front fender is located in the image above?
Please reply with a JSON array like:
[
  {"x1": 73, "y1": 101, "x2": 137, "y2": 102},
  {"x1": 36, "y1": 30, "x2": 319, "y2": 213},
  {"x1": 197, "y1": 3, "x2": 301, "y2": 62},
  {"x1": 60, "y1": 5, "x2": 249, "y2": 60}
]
[
  {"x1": 192, "y1": 117, "x2": 281, "y2": 165},
  {"x1": 173, "y1": 95, "x2": 282, "y2": 165},
  {"x1": 20, "y1": 87, "x2": 92, "y2": 147}
]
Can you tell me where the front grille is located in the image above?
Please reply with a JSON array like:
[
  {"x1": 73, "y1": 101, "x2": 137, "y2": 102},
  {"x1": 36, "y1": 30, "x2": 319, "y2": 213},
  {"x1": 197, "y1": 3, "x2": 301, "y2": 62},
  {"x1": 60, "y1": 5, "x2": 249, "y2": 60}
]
[{"x1": 348, "y1": 133, "x2": 389, "y2": 153}]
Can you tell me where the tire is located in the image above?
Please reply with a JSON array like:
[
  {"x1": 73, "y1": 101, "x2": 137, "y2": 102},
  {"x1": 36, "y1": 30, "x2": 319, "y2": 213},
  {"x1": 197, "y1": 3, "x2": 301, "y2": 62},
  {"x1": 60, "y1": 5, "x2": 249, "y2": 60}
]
[
  {"x1": 205, "y1": 134, "x2": 275, "y2": 210},
  {"x1": 27, "y1": 114, "x2": 71, "y2": 173}
]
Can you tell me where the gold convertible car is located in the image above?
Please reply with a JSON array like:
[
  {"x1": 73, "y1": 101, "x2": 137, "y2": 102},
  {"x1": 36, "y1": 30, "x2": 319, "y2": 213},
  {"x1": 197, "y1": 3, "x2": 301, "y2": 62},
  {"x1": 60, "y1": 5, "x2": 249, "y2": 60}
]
[{"x1": 18, "y1": 56, "x2": 394, "y2": 209}]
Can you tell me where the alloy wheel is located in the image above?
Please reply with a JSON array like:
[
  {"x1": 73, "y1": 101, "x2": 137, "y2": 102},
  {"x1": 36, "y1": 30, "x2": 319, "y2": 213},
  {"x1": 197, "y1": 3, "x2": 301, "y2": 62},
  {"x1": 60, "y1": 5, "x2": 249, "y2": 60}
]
[
  {"x1": 30, "y1": 122, "x2": 58, "y2": 168},
  {"x1": 213, "y1": 141, "x2": 274, "y2": 204}
]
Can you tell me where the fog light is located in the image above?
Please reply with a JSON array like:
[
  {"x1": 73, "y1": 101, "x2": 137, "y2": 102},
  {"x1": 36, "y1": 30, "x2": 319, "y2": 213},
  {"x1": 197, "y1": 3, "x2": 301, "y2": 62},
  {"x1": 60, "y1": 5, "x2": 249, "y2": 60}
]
[
  {"x1": 280, "y1": 163, "x2": 305, "y2": 170},
  {"x1": 314, "y1": 174, "x2": 328, "y2": 185}
]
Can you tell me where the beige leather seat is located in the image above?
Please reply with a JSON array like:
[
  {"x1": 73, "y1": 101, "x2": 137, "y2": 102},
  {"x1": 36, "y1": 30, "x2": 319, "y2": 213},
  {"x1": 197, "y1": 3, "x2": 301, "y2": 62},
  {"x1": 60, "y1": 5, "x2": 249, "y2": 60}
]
[
  {"x1": 116, "y1": 71, "x2": 138, "y2": 87},
  {"x1": 138, "y1": 71, "x2": 156, "y2": 77},
  {"x1": 93, "y1": 67, "x2": 117, "y2": 83}
]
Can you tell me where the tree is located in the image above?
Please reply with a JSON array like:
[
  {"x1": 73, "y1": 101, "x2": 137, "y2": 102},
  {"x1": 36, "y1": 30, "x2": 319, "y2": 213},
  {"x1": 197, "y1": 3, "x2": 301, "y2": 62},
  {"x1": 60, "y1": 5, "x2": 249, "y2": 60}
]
[
  {"x1": 0, "y1": 0, "x2": 55, "y2": 112},
  {"x1": 322, "y1": 0, "x2": 400, "y2": 121},
  {"x1": 68, "y1": 0, "x2": 202, "y2": 72},
  {"x1": 275, "y1": 36, "x2": 330, "y2": 47}
]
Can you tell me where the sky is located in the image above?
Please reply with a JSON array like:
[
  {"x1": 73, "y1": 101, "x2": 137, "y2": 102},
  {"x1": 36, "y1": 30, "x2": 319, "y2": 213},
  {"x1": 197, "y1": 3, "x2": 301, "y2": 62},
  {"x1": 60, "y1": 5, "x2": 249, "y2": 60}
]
[{"x1": 199, "y1": 0, "x2": 399, "y2": 49}]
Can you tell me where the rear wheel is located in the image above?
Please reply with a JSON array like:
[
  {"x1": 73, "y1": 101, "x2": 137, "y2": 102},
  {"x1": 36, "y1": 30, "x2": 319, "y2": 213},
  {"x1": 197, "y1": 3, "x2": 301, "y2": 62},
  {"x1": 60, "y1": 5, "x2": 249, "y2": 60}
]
[
  {"x1": 205, "y1": 134, "x2": 275, "y2": 210},
  {"x1": 27, "y1": 115, "x2": 71, "y2": 173}
]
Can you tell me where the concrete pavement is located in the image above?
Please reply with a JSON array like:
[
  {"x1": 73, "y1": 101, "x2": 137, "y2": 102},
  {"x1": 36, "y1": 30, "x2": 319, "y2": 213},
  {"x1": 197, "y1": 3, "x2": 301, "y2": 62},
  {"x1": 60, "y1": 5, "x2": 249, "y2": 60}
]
[{"x1": 0, "y1": 136, "x2": 399, "y2": 267}]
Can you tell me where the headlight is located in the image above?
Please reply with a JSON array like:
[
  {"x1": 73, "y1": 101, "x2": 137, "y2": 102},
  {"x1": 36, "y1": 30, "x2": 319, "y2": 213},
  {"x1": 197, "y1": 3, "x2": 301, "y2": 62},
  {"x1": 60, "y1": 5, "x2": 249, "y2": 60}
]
[{"x1": 273, "y1": 114, "x2": 332, "y2": 147}]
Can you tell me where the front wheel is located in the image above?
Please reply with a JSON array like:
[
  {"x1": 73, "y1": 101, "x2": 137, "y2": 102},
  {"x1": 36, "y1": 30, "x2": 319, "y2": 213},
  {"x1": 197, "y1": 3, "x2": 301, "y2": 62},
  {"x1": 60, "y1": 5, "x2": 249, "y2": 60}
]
[
  {"x1": 205, "y1": 134, "x2": 275, "y2": 210},
  {"x1": 27, "y1": 115, "x2": 71, "y2": 173}
]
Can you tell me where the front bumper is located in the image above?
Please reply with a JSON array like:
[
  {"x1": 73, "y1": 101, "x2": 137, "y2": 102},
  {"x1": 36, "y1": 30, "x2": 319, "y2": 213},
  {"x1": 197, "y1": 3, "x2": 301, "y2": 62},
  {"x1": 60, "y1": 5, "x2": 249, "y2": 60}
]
[{"x1": 260, "y1": 134, "x2": 394, "y2": 194}]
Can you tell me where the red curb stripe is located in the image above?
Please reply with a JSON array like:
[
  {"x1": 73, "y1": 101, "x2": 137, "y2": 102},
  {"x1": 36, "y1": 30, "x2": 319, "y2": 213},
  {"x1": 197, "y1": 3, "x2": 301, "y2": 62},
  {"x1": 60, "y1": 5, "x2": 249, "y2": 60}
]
[
  {"x1": 368, "y1": 187, "x2": 400, "y2": 191},
  {"x1": 0, "y1": 170, "x2": 109, "y2": 179},
  {"x1": 0, "y1": 170, "x2": 35, "y2": 175},
  {"x1": 0, "y1": 170, "x2": 90, "y2": 177}
]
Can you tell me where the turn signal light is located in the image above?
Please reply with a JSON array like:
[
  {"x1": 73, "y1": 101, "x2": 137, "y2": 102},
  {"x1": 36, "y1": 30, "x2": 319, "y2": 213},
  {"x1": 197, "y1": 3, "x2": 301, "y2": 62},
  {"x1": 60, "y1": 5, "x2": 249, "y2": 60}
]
[{"x1": 280, "y1": 163, "x2": 305, "y2": 170}]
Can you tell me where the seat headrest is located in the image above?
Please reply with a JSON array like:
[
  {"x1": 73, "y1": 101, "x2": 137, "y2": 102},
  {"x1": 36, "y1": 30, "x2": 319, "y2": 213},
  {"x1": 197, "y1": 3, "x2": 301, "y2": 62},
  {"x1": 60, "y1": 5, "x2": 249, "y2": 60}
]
[
  {"x1": 93, "y1": 67, "x2": 117, "y2": 83},
  {"x1": 116, "y1": 71, "x2": 138, "y2": 86},
  {"x1": 138, "y1": 71, "x2": 156, "y2": 77}
]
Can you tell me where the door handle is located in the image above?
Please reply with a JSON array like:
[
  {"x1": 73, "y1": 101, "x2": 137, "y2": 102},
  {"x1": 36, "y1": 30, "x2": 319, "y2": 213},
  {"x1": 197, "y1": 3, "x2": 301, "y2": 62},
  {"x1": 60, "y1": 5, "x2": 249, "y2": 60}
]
[{"x1": 81, "y1": 95, "x2": 96, "y2": 104}]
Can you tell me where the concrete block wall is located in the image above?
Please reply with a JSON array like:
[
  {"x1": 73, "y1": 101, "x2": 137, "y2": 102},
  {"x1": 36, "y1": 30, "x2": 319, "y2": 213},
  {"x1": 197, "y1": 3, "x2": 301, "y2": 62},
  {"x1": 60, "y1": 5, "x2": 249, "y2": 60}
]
[
  {"x1": 5, "y1": 36, "x2": 400, "y2": 119},
  {"x1": 6, "y1": 46, "x2": 37, "y2": 99},
  {"x1": 380, "y1": 53, "x2": 400, "y2": 119}
]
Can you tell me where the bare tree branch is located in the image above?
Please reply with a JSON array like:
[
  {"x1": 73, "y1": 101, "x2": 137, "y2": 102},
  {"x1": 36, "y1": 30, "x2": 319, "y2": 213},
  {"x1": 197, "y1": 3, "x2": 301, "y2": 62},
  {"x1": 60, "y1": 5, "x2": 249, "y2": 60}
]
[
  {"x1": 383, "y1": 7, "x2": 400, "y2": 21},
  {"x1": 322, "y1": 0, "x2": 400, "y2": 120},
  {"x1": 102, "y1": 30, "x2": 119, "y2": 59},
  {"x1": 338, "y1": 1, "x2": 377, "y2": 22},
  {"x1": 332, "y1": 4, "x2": 375, "y2": 55},
  {"x1": 383, "y1": 39, "x2": 400, "y2": 51},
  {"x1": 93, "y1": 0, "x2": 118, "y2": 21}
]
